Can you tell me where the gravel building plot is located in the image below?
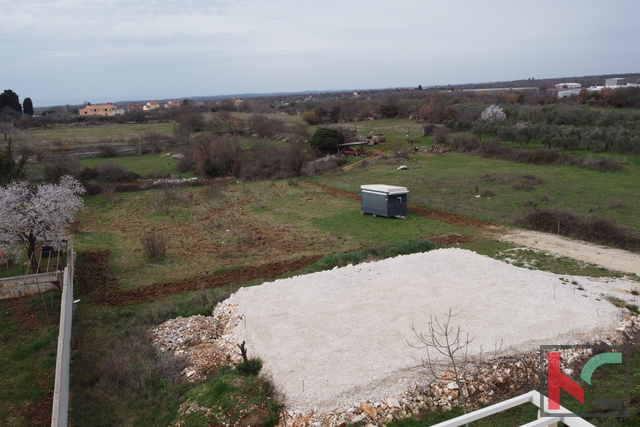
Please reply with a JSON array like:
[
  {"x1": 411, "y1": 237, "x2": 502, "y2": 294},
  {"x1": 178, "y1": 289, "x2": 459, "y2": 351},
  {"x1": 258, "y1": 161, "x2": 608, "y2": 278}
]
[{"x1": 214, "y1": 248, "x2": 637, "y2": 412}]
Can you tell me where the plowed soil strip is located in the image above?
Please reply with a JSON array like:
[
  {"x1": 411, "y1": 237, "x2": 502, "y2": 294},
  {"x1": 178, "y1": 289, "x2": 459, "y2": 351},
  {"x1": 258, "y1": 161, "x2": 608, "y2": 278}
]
[
  {"x1": 305, "y1": 181, "x2": 492, "y2": 228},
  {"x1": 77, "y1": 250, "x2": 322, "y2": 306}
]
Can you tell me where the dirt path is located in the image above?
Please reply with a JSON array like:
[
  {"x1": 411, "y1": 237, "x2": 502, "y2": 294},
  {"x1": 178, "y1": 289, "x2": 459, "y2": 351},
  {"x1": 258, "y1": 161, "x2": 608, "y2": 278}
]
[
  {"x1": 77, "y1": 249, "x2": 322, "y2": 306},
  {"x1": 496, "y1": 229, "x2": 640, "y2": 276}
]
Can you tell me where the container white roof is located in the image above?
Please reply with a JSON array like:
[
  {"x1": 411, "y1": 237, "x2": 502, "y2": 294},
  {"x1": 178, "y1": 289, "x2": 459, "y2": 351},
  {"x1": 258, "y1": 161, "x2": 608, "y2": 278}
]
[{"x1": 361, "y1": 184, "x2": 408, "y2": 195}]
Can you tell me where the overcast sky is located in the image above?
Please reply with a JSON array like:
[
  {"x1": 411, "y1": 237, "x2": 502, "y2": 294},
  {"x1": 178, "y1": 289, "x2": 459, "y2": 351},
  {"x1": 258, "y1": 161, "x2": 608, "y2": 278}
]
[{"x1": 2, "y1": 0, "x2": 639, "y2": 107}]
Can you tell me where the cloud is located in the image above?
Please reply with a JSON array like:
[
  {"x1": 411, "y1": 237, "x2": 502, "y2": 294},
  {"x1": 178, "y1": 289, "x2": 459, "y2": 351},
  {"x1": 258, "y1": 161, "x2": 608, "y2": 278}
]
[{"x1": 2, "y1": 0, "x2": 639, "y2": 106}]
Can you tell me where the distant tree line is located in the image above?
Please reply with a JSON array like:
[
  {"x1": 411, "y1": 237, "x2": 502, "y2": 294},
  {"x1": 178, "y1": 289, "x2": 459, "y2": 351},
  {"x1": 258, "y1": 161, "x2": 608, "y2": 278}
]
[{"x1": 437, "y1": 104, "x2": 640, "y2": 156}]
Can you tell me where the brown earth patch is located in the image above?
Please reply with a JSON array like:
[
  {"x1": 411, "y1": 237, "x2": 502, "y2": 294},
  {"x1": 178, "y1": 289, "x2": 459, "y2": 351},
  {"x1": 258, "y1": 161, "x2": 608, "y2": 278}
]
[
  {"x1": 0, "y1": 297, "x2": 45, "y2": 331},
  {"x1": 81, "y1": 186, "x2": 316, "y2": 287},
  {"x1": 21, "y1": 393, "x2": 53, "y2": 427},
  {"x1": 428, "y1": 233, "x2": 474, "y2": 246},
  {"x1": 77, "y1": 249, "x2": 322, "y2": 307}
]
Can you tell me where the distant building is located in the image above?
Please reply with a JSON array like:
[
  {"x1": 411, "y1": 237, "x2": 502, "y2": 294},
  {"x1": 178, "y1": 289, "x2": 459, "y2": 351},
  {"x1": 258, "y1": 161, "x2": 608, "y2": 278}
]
[
  {"x1": 547, "y1": 88, "x2": 582, "y2": 98},
  {"x1": 143, "y1": 101, "x2": 161, "y2": 111},
  {"x1": 555, "y1": 83, "x2": 581, "y2": 89},
  {"x1": 164, "y1": 100, "x2": 182, "y2": 108},
  {"x1": 127, "y1": 102, "x2": 143, "y2": 111},
  {"x1": 79, "y1": 103, "x2": 117, "y2": 116},
  {"x1": 605, "y1": 78, "x2": 627, "y2": 87},
  {"x1": 460, "y1": 87, "x2": 538, "y2": 93}
]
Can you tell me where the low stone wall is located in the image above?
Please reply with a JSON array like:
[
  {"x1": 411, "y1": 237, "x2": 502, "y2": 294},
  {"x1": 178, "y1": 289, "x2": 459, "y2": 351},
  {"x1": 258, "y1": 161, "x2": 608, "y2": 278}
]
[{"x1": 0, "y1": 271, "x2": 62, "y2": 300}]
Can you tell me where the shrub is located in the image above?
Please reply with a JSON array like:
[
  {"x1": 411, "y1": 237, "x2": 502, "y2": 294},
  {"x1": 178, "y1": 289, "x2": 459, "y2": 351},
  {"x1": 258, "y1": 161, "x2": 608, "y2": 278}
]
[
  {"x1": 101, "y1": 185, "x2": 116, "y2": 203},
  {"x1": 247, "y1": 114, "x2": 285, "y2": 138},
  {"x1": 432, "y1": 126, "x2": 450, "y2": 145},
  {"x1": 235, "y1": 357, "x2": 263, "y2": 376},
  {"x1": 97, "y1": 163, "x2": 139, "y2": 183},
  {"x1": 175, "y1": 154, "x2": 194, "y2": 173},
  {"x1": 301, "y1": 155, "x2": 347, "y2": 175},
  {"x1": 584, "y1": 156, "x2": 624, "y2": 172},
  {"x1": 423, "y1": 124, "x2": 436, "y2": 136},
  {"x1": 308, "y1": 128, "x2": 345, "y2": 153},
  {"x1": 301, "y1": 111, "x2": 320, "y2": 125},
  {"x1": 137, "y1": 132, "x2": 170, "y2": 154},
  {"x1": 42, "y1": 155, "x2": 81, "y2": 182},
  {"x1": 379, "y1": 104, "x2": 399, "y2": 118},
  {"x1": 97, "y1": 144, "x2": 118, "y2": 157},
  {"x1": 141, "y1": 232, "x2": 168, "y2": 261},
  {"x1": 239, "y1": 142, "x2": 297, "y2": 181},
  {"x1": 79, "y1": 166, "x2": 99, "y2": 181},
  {"x1": 158, "y1": 352, "x2": 188, "y2": 385},
  {"x1": 193, "y1": 134, "x2": 240, "y2": 178}
]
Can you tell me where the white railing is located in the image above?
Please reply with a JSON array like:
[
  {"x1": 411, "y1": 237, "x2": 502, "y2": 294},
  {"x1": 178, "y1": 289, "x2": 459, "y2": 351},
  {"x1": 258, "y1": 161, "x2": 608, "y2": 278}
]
[
  {"x1": 51, "y1": 238, "x2": 74, "y2": 427},
  {"x1": 430, "y1": 390, "x2": 595, "y2": 427}
]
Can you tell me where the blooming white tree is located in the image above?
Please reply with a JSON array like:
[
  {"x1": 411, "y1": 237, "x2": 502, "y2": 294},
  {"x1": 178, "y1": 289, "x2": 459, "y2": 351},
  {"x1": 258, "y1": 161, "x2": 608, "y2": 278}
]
[
  {"x1": 480, "y1": 104, "x2": 506, "y2": 122},
  {"x1": 0, "y1": 176, "x2": 85, "y2": 266}
]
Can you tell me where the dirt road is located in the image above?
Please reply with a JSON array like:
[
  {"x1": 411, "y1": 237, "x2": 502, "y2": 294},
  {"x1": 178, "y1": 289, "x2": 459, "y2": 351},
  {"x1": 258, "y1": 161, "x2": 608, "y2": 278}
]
[{"x1": 496, "y1": 229, "x2": 640, "y2": 276}]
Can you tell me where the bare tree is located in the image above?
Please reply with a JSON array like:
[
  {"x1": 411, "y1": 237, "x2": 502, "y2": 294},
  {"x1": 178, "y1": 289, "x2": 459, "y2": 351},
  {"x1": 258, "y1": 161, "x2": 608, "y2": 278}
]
[{"x1": 409, "y1": 309, "x2": 475, "y2": 415}]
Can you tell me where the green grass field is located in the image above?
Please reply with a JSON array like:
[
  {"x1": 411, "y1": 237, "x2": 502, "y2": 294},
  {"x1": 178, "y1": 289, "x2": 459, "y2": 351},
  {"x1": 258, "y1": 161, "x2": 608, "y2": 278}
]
[
  {"x1": 75, "y1": 179, "x2": 469, "y2": 289},
  {"x1": 314, "y1": 151, "x2": 640, "y2": 234},
  {"x1": 78, "y1": 153, "x2": 194, "y2": 178},
  {"x1": 26, "y1": 121, "x2": 175, "y2": 147}
]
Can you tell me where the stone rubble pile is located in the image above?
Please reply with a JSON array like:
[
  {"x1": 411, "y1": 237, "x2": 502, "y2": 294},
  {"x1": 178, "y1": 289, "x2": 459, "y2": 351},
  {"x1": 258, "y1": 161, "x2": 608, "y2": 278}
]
[
  {"x1": 151, "y1": 315, "x2": 224, "y2": 352},
  {"x1": 152, "y1": 304, "x2": 639, "y2": 427},
  {"x1": 354, "y1": 134, "x2": 386, "y2": 145},
  {"x1": 407, "y1": 144, "x2": 450, "y2": 155},
  {"x1": 151, "y1": 315, "x2": 229, "y2": 382},
  {"x1": 424, "y1": 144, "x2": 450, "y2": 155}
]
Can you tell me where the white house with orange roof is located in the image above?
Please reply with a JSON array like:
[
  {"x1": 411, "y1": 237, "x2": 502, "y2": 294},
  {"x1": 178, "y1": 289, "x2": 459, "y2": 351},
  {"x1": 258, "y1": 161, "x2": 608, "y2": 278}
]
[
  {"x1": 143, "y1": 101, "x2": 161, "y2": 111},
  {"x1": 164, "y1": 100, "x2": 182, "y2": 108}
]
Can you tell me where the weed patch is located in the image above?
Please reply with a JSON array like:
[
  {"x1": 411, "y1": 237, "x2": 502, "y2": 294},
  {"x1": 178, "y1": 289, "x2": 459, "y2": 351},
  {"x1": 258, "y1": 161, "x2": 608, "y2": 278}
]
[
  {"x1": 606, "y1": 296, "x2": 640, "y2": 314},
  {"x1": 170, "y1": 370, "x2": 280, "y2": 427},
  {"x1": 308, "y1": 239, "x2": 438, "y2": 271}
]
